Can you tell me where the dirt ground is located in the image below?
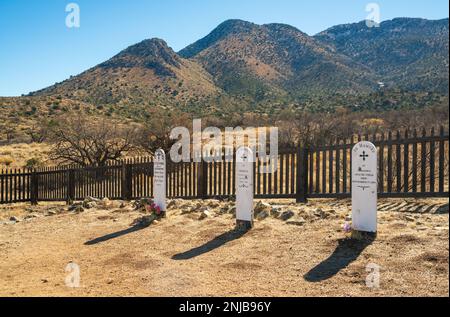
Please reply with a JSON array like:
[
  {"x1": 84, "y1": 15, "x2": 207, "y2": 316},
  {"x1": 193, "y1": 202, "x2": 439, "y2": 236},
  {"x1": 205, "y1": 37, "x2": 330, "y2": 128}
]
[{"x1": 0, "y1": 198, "x2": 448, "y2": 297}]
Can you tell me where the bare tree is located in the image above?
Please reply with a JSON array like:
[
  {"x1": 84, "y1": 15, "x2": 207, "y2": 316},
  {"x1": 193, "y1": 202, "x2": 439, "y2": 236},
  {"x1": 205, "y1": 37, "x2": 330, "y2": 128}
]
[
  {"x1": 276, "y1": 109, "x2": 357, "y2": 148},
  {"x1": 25, "y1": 120, "x2": 53, "y2": 143},
  {"x1": 0, "y1": 122, "x2": 16, "y2": 143},
  {"x1": 137, "y1": 109, "x2": 191, "y2": 154},
  {"x1": 48, "y1": 114, "x2": 138, "y2": 167}
]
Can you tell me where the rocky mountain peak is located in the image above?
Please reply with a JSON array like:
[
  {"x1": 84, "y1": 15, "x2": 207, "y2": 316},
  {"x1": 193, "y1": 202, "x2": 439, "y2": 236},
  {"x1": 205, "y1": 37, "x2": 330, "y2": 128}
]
[{"x1": 100, "y1": 38, "x2": 181, "y2": 75}]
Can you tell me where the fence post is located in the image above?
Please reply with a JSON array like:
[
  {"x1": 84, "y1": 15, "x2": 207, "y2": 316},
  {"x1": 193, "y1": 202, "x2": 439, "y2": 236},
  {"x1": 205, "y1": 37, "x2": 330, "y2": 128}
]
[
  {"x1": 165, "y1": 157, "x2": 169, "y2": 199},
  {"x1": 121, "y1": 163, "x2": 133, "y2": 200},
  {"x1": 197, "y1": 160, "x2": 208, "y2": 199},
  {"x1": 296, "y1": 147, "x2": 309, "y2": 203},
  {"x1": 30, "y1": 171, "x2": 39, "y2": 205},
  {"x1": 66, "y1": 169, "x2": 75, "y2": 205}
]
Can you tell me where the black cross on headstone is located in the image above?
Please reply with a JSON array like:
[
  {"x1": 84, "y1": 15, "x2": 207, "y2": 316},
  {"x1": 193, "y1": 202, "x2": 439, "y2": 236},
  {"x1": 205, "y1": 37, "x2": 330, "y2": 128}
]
[{"x1": 360, "y1": 151, "x2": 369, "y2": 161}]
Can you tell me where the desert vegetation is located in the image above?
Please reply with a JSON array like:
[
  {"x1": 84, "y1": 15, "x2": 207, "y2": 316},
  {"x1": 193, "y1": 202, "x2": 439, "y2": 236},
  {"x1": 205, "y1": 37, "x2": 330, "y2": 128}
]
[{"x1": 0, "y1": 101, "x2": 448, "y2": 170}]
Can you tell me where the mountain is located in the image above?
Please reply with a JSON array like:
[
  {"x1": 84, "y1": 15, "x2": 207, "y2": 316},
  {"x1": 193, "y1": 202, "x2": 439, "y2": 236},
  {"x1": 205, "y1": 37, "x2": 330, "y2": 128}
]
[
  {"x1": 179, "y1": 19, "x2": 377, "y2": 99},
  {"x1": 32, "y1": 39, "x2": 220, "y2": 109},
  {"x1": 315, "y1": 18, "x2": 449, "y2": 93},
  {"x1": 25, "y1": 17, "x2": 450, "y2": 113}
]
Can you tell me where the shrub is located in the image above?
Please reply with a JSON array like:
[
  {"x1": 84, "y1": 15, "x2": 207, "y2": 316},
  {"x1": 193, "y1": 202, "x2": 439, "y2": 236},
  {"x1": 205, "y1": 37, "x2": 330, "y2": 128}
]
[
  {"x1": 24, "y1": 158, "x2": 42, "y2": 169},
  {"x1": 0, "y1": 157, "x2": 14, "y2": 167}
]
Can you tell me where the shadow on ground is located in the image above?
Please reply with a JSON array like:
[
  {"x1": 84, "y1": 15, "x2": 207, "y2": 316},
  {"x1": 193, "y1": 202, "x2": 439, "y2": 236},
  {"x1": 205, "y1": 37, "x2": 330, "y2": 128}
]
[
  {"x1": 172, "y1": 229, "x2": 249, "y2": 260},
  {"x1": 85, "y1": 224, "x2": 149, "y2": 245},
  {"x1": 304, "y1": 235, "x2": 375, "y2": 282}
]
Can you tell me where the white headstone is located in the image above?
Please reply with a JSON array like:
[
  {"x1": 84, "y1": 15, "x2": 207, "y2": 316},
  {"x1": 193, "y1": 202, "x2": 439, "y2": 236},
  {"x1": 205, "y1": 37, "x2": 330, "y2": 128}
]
[
  {"x1": 153, "y1": 149, "x2": 166, "y2": 214},
  {"x1": 352, "y1": 141, "x2": 378, "y2": 233},
  {"x1": 236, "y1": 147, "x2": 254, "y2": 229}
]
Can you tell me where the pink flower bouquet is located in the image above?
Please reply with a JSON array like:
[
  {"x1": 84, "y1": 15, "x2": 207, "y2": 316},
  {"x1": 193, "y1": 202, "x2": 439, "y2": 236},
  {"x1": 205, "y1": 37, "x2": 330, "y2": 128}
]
[{"x1": 146, "y1": 202, "x2": 164, "y2": 218}]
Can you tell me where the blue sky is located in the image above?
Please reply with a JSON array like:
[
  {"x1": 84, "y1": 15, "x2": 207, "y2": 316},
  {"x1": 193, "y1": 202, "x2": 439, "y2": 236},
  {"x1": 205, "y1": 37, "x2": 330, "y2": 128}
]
[{"x1": 0, "y1": 0, "x2": 448, "y2": 96}]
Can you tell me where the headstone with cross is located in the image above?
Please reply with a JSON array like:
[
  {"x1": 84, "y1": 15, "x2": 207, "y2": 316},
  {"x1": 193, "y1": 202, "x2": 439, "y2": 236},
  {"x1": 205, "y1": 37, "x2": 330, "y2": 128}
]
[
  {"x1": 236, "y1": 147, "x2": 254, "y2": 230},
  {"x1": 153, "y1": 149, "x2": 166, "y2": 216},
  {"x1": 352, "y1": 141, "x2": 378, "y2": 233},
  {"x1": 360, "y1": 151, "x2": 369, "y2": 161}
]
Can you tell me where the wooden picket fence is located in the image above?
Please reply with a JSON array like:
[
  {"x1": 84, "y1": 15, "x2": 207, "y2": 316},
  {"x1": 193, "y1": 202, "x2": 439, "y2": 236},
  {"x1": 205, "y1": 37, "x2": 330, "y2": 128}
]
[{"x1": 0, "y1": 127, "x2": 448, "y2": 205}]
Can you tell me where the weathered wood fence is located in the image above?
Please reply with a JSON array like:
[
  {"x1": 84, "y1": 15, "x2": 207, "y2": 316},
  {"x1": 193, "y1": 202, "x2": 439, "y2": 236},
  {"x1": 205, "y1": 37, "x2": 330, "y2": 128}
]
[{"x1": 0, "y1": 127, "x2": 448, "y2": 205}]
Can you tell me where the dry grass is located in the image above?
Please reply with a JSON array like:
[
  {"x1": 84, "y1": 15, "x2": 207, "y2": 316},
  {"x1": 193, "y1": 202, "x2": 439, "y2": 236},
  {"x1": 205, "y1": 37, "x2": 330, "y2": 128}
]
[{"x1": 0, "y1": 143, "x2": 52, "y2": 169}]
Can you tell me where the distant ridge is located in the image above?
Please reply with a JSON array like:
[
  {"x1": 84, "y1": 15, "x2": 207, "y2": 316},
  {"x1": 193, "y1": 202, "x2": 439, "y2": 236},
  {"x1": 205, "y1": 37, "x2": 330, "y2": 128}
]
[
  {"x1": 315, "y1": 18, "x2": 449, "y2": 93},
  {"x1": 27, "y1": 17, "x2": 448, "y2": 109}
]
